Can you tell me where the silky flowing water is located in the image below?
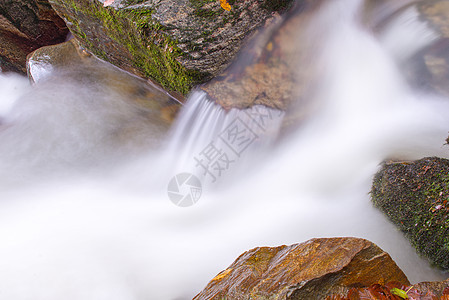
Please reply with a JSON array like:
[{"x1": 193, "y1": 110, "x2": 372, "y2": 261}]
[{"x1": 0, "y1": 0, "x2": 449, "y2": 299}]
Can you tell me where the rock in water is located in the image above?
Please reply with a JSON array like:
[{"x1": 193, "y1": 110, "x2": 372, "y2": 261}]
[
  {"x1": 193, "y1": 237, "x2": 409, "y2": 299},
  {"x1": 0, "y1": 0, "x2": 68, "y2": 73},
  {"x1": 373, "y1": 0, "x2": 449, "y2": 98},
  {"x1": 371, "y1": 157, "x2": 449, "y2": 270},
  {"x1": 47, "y1": 0, "x2": 294, "y2": 97},
  {"x1": 27, "y1": 38, "x2": 181, "y2": 124}
]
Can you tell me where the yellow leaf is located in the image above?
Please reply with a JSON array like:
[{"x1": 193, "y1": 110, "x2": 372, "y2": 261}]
[
  {"x1": 390, "y1": 288, "x2": 409, "y2": 299},
  {"x1": 220, "y1": 0, "x2": 231, "y2": 11},
  {"x1": 212, "y1": 268, "x2": 232, "y2": 281}
]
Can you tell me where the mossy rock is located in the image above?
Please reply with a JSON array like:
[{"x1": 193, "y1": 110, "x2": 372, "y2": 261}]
[
  {"x1": 371, "y1": 157, "x2": 449, "y2": 270},
  {"x1": 47, "y1": 0, "x2": 294, "y2": 97}
]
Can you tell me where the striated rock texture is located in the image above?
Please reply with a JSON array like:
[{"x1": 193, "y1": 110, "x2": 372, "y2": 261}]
[
  {"x1": 194, "y1": 237, "x2": 409, "y2": 300},
  {"x1": 47, "y1": 0, "x2": 294, "y2": 96},
  {"x1": 0, "y1": 0, "x2": 68, "y2": 73},
  {"x1": 371, "y1": 157, "x2": 449, "y2": 270}
]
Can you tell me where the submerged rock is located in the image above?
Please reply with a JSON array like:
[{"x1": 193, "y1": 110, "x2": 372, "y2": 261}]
[
  {"x1": 373, "y1": 0, "x2": 449, "y2": 98},
  {"x1": 0, "y1": 0, "x2": 68, "y2": 73},
  {"x1": 27, "y1": 38, "x2": 181, "y2": 131},
  {"x1": 194, "y1": 237, "x2": 409, "y2": 299},
  {"x1": 371, "y1": 157, "x2": 449, "y2": 270},
  {"x1": 47, "y1": 0, "x2": 294, "y2": 97}
]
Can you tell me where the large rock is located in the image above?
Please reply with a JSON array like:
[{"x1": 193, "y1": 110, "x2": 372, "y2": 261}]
[
  {"x1": 200, "y1": 1, "x2": 320, "y2": 111},
  {"x1": 0, "y1": 0, "x2": 68, "y2": 73},
  {"x1": 47, "y1": 0, "x2": 294, "y2": 97},
  {"x1": 371, "y1": 157, "x2": 449, "y2": 270},
  {"x1": 194, "y1": 237, "x2": 409, "y2": 299}
]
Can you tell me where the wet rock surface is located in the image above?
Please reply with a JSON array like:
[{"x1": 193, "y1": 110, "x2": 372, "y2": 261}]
[
  {"x1": 371, "y1": 157, "x2": 449, "y2": 270},
  {"x1": 194, "y1": 237, "x2": 409, "y2": 300},
  {"x1": 200, "y1": 1, "x2": 320, "y2": 111},
  {"x1": 0, "y1": 0, "x2": 68, "y2": 73},
  {"x1": 328, "y1": 279, "x2": 449, "y2": 299},
  {"x1": 47, "y1": 0, "x2": 294, "y2": 96},
  {"x1": 373, "y1": 0, "x2": 449, "y2": 98}
]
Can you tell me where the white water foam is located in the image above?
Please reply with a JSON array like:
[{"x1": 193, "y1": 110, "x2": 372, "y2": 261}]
[{"x1": 0, "y1": 0, "x2": 448, "y2": 299}]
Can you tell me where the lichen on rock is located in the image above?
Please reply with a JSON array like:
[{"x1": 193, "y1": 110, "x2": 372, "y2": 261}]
[
  {"x1": 371, "y1": 157, "x2": 449, "y2": 270},
  {"x1": 47, "y1": 0, "x2": 294, "y2": 97}
]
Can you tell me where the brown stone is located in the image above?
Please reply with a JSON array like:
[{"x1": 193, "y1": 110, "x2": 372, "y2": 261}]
[
  {"x1": 194, "y1": 237, "x2": 410, "y2": 300},
  {"x1": 200, "y1": 1, "x2": 321, "y2": 112},
  {"x1": 0, "y1": 0, "x2": 68, "y2": 73}
]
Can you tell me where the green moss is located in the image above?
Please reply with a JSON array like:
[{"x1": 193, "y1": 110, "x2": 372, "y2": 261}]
[
  {"x1": 261, "y1": 0, "x2": 294, "y2": 13},
  {"x1": 56, "y1": 0, "x2": 206, "y2": 95},
  {"x1": 371, "y1": 157, "x2": 449, "y2": 270}
]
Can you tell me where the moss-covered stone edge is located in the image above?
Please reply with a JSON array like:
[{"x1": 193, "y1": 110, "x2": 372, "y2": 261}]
[
  {"x1": 370, "y1": 157, "x2": 449, "y2": 270},
  {"x1": 51, "y1": 0, "x2": 206, "y2": 95}
]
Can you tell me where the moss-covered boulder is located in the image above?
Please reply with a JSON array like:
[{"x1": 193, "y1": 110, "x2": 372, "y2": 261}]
[
  {"x1": 371, "y1": 157, "x2": 449, "y2": 270},
  {"x1": 47, "y1": 0, "x2": 294, "y2": 98},
  {"x1": 0, "y1": 0, "x2": 68, "y2": 73}
]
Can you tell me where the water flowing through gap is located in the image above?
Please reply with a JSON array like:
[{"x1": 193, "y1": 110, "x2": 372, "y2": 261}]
[{"x1": 1, "y1": 0, "x2": 449, "y2": 299}]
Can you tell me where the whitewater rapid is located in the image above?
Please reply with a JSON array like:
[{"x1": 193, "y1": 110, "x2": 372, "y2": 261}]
[{"x1": 0, "y1": 0, "x2": 448, "y2": 299}]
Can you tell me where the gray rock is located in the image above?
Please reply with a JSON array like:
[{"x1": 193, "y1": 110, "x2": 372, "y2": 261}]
[{"x1": 47, "y1": 0, "x2": 294, "y2": 96}]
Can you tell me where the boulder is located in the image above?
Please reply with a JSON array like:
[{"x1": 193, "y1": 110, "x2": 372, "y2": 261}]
[
  {"x1": 194, "y1": 237, "x2": 409, "y2": 299},
  {"x1": 0, "y1": 0, "x2": 68, "y2": 73},
  {"x1": 47, "y1": 0, "x2": 294, "y2": 97},
  {"x1": 198, "y1": 0, "x2": 328, "y2": 136},
  {"x1": 371, "y1": 157, "x2": 449, "y2": 270}
]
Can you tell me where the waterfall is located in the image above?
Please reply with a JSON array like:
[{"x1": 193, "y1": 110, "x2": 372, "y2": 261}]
[{"x1": 0, "y1": 0, "x2": 448, "y2": 299}]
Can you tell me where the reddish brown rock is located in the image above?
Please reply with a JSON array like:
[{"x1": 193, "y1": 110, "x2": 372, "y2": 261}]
[
  {"x1": 194, "y1": 237, "x2": 410, "y2": 300},
  {"x1": 327, "y1": 279, "x2": 449, "y2": 299},
  {"x1": 0, "y1": 0, "x2": 68, "y2": 73}
]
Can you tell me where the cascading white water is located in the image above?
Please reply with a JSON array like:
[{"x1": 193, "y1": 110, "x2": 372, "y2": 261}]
[{"x1": 0, "y1": 0, "x2": 449, "y2": 299}]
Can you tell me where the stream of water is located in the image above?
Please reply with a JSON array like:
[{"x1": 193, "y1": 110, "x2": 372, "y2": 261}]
[{"x1": 1, "y1": 0, "x2": 449, "y2": 299}]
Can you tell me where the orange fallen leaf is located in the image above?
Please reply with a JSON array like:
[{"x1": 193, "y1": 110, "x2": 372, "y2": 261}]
[{"x1": 220, "y1": 0, "x2": 231, "y2": 11}]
